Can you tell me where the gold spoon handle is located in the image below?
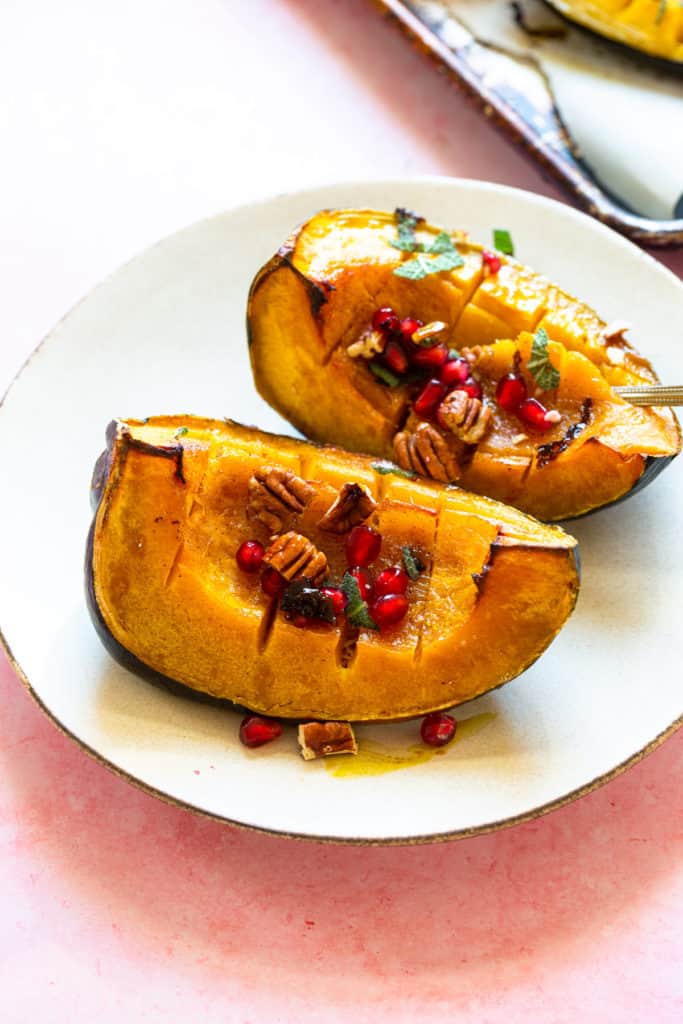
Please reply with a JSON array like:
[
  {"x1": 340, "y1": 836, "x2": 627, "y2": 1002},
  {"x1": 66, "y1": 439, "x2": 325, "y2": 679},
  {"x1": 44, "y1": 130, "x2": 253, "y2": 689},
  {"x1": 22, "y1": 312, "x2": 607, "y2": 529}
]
[{"x1": 613, "y1": 385, "x2": 683, "y2": 407}]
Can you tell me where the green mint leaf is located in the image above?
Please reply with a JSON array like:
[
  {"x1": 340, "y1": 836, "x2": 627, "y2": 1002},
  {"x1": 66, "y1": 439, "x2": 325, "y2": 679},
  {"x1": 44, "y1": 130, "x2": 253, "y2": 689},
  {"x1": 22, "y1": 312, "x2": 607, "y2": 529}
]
[
  {"x1": 493, "y1": 228, "x2": 515, "y2": 256},
  {"x1": 527, "y1": 327, "x2": 560, "y2": 390},
  {"x1": 369, "y1": 361, "x2": 401, "y2": 387},
  {"x1": 393, "y1": 250, "x2": 463, "y2": 280},
  {"x1": 393, "y1": 253, "x2": 433, "y2": 280},
  {"x1": 174, "y1": 426, "x2": 189, "y2": 437},
  {"x1": 340, "y1": 572, "x2": 378, "y2": 631},
  {"x1": 428, "y1": 251, "x2": 464, "y2": 273},
  {"x1": 448, "y1": 348, "x2": 460, "y2": 360},
  {"x1": 402, "y1": 546, "x2": 426, "y2": 581},
  {"x1": 389, "y1": 238, "x2": 425, "y2": 253},
  {"x1": 371, "y1": 460, "x2": 417, "y2": 479},
  {"x1": 426, "y1": 231, "x2": 456, "y2": 255}
]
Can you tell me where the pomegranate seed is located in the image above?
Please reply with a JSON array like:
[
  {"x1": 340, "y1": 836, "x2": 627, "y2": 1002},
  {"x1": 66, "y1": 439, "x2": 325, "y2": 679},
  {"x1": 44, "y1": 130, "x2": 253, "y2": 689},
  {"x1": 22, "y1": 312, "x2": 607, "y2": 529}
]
[
  {"x1": 518, "y1": 398, "x2": 554, "y2": 431},
  {"x1": 320, "y1": 586, "x2": 347, "y2": 616},
  {"x1": 420, "y1": 712, "x2": 457, "y2": 747},
  {"x1": 261, "y1": 567, "x2": 285, "y2": 597},
  {"x1": 414, "y1": 378, "x2": 448, "y2": 419},
  {"x1": 482, "y1": 249, "x2": 502, "y2": 275},
  {"x1": 399, "y1": 316, "x2": 423, "y2": 343},
  {"x1": 372, "y1": 307, "x2": 400, "y2": 334},
  {"x1": 346, "y1": 524, "x2": 382, "y2": 567},
  {"x1": 373, "y1": 566, "x2": 409, "y2": 597},
  {"x1": 411, "y1": 343, "x2": 449, "y2": 370},
  {"x1": 236, "y1": 539, "x2": 265, "y2": 574},
  {"x1": 440, "y1": 357, "x2": 471, "y2": 386},
  {"x1": 370, "y1": 593, "x2": 409, "y2": 630},
  {"x1": 496, "y1": 372, "x2": 527, "y2": 412},
  {"x1": 350, "y1": 567, "x2": 372, "y2": 601},
  {"x1": 239, "y1": 714, "x2": 283, "y2": 748},
  {"x1": 383, "y1": 340, "x2": 409, "y2": 375},
  {"x1": 455, "y1": 377, "x2": 482, "y2": 400}
]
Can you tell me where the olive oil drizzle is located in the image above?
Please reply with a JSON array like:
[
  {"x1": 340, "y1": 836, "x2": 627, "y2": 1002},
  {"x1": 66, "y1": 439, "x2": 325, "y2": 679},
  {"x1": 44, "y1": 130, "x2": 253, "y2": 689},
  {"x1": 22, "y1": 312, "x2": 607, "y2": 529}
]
[{"x1": 324, "y1": 712, "x2": 496, "y2": 778}]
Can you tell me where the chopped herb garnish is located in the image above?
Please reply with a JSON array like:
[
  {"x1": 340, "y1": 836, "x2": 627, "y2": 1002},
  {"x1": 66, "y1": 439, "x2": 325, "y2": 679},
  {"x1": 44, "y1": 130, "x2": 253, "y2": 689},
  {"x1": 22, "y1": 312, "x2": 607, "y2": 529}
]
[
  {"x1": 394, "y1": 238, "x2": 464, "y2": 280},
  {"x1": 448, "y1": 348, "x2": 460, "y2": 361},
  {"x1": 369, "y1": 361, "x2": 401, "y2": 387},
  {"x1": 527, "y1": 327, "x2": 560, "y2": 391},
  {"x1": 371, "y1": 460, "x2": 417, "y2": 479},
  {"x1": 402, "y1": 546, "x2": 426, "y2": 580},
  {"x1": 493, "y1": 228, "x2": 515, "y2": 256},
  {"x1": 389, "y1": 212, "x2": 464, "y2": 280},
  {"x1": 389, "y1": 207, "x2": 424, "y2": 252},
  {"x1": 655, "y1": 0, "x2": 666, "y2": 22},
  {"x1": 174, "y1": 426, "x2": 189, "y2": 437},
  {"x1": 340, "y1": 572, "x2": 378, "y2": 631}
]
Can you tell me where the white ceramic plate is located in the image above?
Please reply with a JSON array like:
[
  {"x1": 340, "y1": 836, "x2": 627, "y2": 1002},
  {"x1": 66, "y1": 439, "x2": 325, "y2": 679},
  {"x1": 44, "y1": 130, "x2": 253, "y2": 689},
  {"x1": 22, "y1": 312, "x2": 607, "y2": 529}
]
[{"x1": 1, "y1": 178, "x2": 681, "y2": 843}]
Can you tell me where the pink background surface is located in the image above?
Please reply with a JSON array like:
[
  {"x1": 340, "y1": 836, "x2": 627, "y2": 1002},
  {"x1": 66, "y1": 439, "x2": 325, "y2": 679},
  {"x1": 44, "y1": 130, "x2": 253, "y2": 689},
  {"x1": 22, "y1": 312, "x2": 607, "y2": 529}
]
[{"x1": 1, "y1": 1, "x2": 682, "y2": 1020}]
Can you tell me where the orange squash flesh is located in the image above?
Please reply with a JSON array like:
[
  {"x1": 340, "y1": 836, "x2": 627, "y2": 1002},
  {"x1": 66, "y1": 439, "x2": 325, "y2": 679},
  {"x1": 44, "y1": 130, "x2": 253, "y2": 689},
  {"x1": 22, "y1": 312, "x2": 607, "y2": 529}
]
[
  {"x1": 88, "y1": 416, "x2": 580, "y2": 722},
  {"x1": 247, "y1": 209, "x2": 680, "y2": 521}
]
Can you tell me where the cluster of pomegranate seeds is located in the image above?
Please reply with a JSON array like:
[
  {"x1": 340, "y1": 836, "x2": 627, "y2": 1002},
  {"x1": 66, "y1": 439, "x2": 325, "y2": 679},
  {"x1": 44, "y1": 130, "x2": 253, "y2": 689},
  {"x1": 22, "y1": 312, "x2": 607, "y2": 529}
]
[
  {"x1": 236, "y1": 523, "x2": 416, "y2": 635},
  {"x1": 235, "y1": 539, "x2": 265, "y2": 574},
  {"x1": 420, "y1": 712, "x2": 457, "y2": 747},
  {"x1": 239, "y1": 714, "x2": 283, "y2": 748},
  {"x1": 495, "y1": 371, "x2": 559, "y2": 431},
  {"x1": 365, "y1": 305, "x2": 486, "y2": 423}
]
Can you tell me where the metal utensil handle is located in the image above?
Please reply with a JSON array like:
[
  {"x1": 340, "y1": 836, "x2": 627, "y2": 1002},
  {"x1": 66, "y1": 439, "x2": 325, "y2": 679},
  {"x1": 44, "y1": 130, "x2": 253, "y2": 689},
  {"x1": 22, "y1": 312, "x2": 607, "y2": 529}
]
[{"x1": 614, "y1": 385, "x2": 683, "y2": 406}]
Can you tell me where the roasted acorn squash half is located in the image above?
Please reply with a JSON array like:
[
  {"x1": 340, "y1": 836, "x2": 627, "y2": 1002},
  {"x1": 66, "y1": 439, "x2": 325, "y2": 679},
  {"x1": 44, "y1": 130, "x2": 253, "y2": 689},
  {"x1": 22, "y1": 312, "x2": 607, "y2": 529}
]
[
  {"x1": 86, "y1": 416, "x2": 580, "y2": 722},
  {"x1": 545, "y1": 0, "x2": 683, "y2": 64},
  {"x1": 247, "y1": 208, "x2": 680, "y2": 521}
]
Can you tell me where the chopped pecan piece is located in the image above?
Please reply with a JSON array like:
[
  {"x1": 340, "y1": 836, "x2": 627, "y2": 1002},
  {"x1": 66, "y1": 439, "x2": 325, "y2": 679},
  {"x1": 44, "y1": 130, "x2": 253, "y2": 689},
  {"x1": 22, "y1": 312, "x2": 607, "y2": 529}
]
[
  {"x1": 437, "y1": 391, "x2": 493, "y2": 444},
  {"x1": 297, "y1": 721, "x2": 358, "y2": 760},
  {"x1": 410, "y1": 320, "x2": 447, "y2": 345},
  {"x1": 263, "y1": 531, "x2": 327, "y2": 583},
  {"x1": 247, "y1": 465, "x2": 314, "y2": 534},
  {"x1": 347, "y1": 328, "x2": 386, "y2": 360},
  {"x1": 460, "y1": 345, "x2": 484, "y2": 368},
  {"x1": 393, "y1": 423, "x2": 461, "y2": 483},
  {"x1": 317, "y1": 482, "x2": 377, "y2": 533}
]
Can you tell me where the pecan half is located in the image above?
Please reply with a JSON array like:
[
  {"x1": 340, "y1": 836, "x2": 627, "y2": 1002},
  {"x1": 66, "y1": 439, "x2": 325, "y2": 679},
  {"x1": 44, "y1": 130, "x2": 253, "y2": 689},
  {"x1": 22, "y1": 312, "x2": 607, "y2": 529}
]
[
  {"x1": 437, "y1": 391, "x2": 493, "y2": 444},
  {"x1": 248, "y1": 465, "x2": 314, "y2": 534},
  {"x1": 393, "y1": 423, "x2": 461, "y2": 482},
  {"x1": 317, "y1": 482, "x2": 377, "y2": 534},
  {"x1": 298, "y1": 721, "x2": 358, "y2": 760},
  {"x1": 263, "y1": 531, "x2": 327, "y2": 583},
  {"x1": 347, "y1": 327, "x2": 386, "y2": 360}
]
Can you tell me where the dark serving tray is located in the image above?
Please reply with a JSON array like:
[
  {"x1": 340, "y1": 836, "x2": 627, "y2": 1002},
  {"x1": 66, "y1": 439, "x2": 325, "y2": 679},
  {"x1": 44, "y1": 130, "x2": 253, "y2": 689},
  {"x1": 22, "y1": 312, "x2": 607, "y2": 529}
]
[{"x1": 371, "y1": 0, "x2": 683, "y2": 247}]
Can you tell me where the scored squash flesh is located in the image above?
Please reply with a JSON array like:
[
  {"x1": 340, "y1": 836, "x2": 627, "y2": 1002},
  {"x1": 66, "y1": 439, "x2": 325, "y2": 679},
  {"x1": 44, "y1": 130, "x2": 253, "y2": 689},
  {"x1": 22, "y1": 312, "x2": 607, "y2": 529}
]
[
  {"x1": 247, "y1": 208, "x2": 680, "y2": 521},
  {"x1": 87, "y1": 416, "x2": 580, "y2": 722}
]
